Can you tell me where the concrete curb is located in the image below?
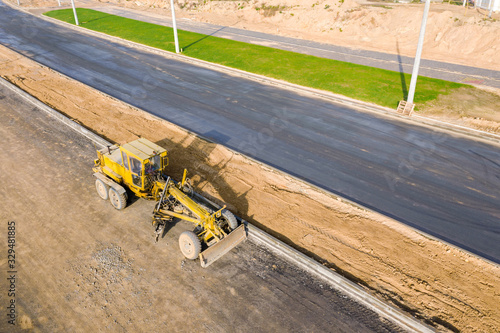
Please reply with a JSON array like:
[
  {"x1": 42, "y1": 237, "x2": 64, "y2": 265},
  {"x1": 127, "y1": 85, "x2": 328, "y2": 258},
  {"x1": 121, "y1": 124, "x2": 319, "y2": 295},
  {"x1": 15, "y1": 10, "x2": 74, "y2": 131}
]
[
  {"x1": 0, "y1": 76, "x2": 434, "y2": 333},
  {"x1": 248, "y1": 225, "x2": 435, "y2": 333}
]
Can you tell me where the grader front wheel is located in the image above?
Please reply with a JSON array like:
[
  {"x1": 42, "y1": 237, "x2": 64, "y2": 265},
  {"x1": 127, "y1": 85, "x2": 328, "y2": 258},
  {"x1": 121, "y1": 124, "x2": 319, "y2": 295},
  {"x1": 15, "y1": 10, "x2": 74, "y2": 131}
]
[
  {"x1": 179, "y1": 231, "x2": 201, "y2": 260},
  {"x1": 95, "y1": 179, "x2": 109, "y2": 200},
  {"x1": 199, "y1": 203, "x2": 238, "y2": 230}
]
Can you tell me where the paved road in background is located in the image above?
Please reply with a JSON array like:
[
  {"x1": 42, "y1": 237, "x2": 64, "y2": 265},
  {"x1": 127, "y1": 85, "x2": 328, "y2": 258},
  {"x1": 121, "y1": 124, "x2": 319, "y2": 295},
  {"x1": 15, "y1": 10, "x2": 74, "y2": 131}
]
[
  {"x1": 1, "y1": 2, "x2": 500, "y2": 263},
  {"x1": 91, "y1": 6, "x2": 500, "y2": 88}
]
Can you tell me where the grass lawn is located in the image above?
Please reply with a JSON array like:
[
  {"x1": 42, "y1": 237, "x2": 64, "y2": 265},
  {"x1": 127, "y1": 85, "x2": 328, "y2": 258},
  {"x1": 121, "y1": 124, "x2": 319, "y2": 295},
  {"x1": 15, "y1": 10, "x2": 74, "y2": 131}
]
[{"x1": 44, "y1": 8, "x2": 466, "y2": 109}]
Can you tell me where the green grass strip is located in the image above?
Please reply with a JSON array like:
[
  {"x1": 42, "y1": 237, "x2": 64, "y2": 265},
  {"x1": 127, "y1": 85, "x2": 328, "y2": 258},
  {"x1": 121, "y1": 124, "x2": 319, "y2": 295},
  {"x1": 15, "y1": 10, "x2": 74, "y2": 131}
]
[{"x1": 44, "y1": 8, "x2": 466, "y2": 108}]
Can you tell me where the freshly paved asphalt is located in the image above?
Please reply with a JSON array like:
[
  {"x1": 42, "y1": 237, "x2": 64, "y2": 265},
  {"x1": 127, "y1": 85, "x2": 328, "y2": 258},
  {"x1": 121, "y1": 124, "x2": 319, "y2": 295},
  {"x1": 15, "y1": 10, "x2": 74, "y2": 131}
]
[
  {"x1": 93, "y1": 5, "x2": 500, "y2": 88},
  {"x1": 1, "y1": 2, "x2": 499, "y2": 263}
]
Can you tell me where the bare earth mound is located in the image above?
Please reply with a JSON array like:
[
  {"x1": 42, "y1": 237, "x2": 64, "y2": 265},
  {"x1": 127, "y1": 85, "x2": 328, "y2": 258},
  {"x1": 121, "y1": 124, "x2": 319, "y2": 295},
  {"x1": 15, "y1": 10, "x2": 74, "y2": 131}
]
[{"x1": 2, "y1": 45, "x2": 499, "y2": 332}]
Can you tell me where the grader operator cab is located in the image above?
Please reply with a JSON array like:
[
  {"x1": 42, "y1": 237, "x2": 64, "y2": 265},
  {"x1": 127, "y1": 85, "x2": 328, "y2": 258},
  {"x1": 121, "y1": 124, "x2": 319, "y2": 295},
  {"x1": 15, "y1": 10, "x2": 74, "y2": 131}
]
[{"x1": 92, "y1": 138, "x2": 247, "y2": 267}]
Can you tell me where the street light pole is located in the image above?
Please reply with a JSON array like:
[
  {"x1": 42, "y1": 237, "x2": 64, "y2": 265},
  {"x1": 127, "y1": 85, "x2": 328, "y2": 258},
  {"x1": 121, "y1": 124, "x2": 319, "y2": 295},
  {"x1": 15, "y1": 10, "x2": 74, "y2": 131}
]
[
  {"x1": 170, "y1": 0, "x2": 180, "y2": 53},
  {"x1": 70, "y1": 0, "x2": 79, "y2": 26},
  {"x1": 407, "y1": 0, "x2": 431, "y2": 105}
]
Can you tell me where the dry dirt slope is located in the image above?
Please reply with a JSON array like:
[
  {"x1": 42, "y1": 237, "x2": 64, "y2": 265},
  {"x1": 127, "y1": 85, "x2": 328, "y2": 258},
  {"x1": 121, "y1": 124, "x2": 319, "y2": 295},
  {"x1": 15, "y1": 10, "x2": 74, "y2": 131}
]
[{"x1": 1, "y1": 45, "x2": 499, "y2": 332}]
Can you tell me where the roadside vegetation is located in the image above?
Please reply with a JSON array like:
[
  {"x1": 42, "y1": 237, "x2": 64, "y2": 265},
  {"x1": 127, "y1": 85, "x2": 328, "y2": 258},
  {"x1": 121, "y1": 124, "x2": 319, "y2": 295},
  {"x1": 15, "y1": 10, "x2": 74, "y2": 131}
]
[{"x1": 45, "y1": 8, "x2": 467, "y2": 109}]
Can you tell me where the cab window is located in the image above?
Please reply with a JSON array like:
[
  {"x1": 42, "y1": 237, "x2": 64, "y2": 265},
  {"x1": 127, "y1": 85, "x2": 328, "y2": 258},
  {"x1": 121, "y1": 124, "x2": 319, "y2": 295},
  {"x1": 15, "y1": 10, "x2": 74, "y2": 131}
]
[
  {"x1": 129, "y1": 156, "x2": 142, "y2": 187},
  {"x1": 145, "y1": 155, "x2": 161, "y2": 174},
  {"x1": 122, "y1": 151, "x2": 129, "y2": 170},
  {"x1": 130, "y1": 157, "x2": 142, "y2": 174}
]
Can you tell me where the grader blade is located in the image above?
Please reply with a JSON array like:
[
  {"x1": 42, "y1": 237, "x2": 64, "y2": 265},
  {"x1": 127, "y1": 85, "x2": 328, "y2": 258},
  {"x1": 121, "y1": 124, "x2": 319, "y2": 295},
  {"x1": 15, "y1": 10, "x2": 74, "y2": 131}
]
[{"x1": 199, "y1": 225, "x2": 247, "y2": 268}]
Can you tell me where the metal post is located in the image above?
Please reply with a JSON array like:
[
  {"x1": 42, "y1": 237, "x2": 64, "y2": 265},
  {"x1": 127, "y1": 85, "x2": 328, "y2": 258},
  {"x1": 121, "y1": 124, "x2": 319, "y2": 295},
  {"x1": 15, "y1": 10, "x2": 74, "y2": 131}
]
[
  {"x1": 70, "y1": 0, "x2": 79, "y2": 26},
  {"x1": 57, "y1": 0, "x2": 61, "y2": 6},
  {"x1": 407, "y1": 0, "x2": 431, "y2": 105},
  {"x1": 488, "y1": 0, "x2": 494, "y2": 18},
  {"x1": 170, "y1": 0, "x2": 180, "y2": 53},
  {"x1": 16, "y1": 0, "x2": 20, "y2": 5}
]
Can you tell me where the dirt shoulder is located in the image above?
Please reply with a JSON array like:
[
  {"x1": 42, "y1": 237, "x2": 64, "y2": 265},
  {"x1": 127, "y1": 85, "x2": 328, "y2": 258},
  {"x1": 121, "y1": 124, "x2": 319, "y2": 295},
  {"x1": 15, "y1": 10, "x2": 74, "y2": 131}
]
[
  {"x1": 2, "y1": 44, "x2": 499, "y2": 332},
  {"x1": 419, "y1": 86, "x2": 500, "y2": 134}
]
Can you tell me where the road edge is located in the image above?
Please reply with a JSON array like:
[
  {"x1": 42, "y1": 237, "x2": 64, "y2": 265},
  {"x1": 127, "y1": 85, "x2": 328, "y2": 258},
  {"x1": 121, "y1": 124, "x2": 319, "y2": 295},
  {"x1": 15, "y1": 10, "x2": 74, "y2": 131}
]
[
  {"x1": 248, "y1": 224, "x2": 435, "y2": 333},
  {"x1": 0, "y1": 75, "x2": 435, "y2": 333}
]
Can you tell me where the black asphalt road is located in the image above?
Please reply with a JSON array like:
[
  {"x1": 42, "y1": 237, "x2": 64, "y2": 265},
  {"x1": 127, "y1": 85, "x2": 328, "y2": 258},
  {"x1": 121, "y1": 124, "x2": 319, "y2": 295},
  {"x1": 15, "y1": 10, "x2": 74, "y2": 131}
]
[{"x1": 1, "y1": 2, "x2": 499, "y2": 263}]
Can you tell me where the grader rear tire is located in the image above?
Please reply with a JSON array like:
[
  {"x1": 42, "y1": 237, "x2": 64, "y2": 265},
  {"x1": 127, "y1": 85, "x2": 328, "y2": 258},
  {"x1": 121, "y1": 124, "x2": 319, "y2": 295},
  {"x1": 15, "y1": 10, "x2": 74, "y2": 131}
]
[
  {"x1": 179, "y1": 231, "x2": 201, "y2": 260},
  {"x1": 109, "y1": 188, "x2": 127, "y2": 210},
  {"x1": 95, "y1": 179, "x2": 109, "y2": 200}
]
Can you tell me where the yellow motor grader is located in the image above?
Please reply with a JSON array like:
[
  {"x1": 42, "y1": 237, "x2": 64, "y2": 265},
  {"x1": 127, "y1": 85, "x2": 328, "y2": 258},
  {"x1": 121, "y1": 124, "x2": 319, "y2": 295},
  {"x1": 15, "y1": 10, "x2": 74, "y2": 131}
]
[{"x1": 92, "y1": 138, "x2": 246, "y2": 267}]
